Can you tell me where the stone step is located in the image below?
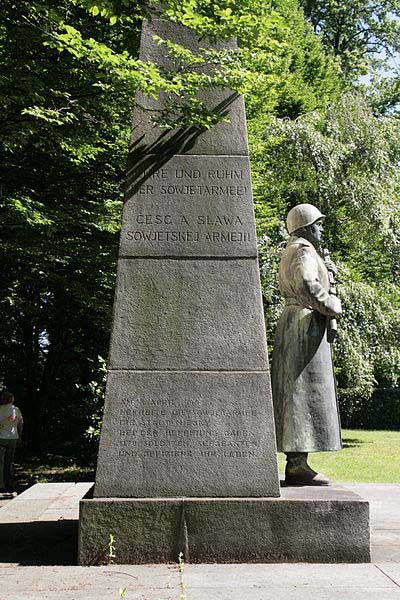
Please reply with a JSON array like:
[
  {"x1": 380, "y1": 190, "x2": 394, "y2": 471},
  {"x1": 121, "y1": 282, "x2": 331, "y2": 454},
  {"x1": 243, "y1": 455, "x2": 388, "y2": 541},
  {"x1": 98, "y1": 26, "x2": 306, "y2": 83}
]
[
  {"x1": 0, "y1": 483, "x2": 93, "y2": 565},
  {"x1": 0, "y1": 483, "x2": 93, "y2": 523}
]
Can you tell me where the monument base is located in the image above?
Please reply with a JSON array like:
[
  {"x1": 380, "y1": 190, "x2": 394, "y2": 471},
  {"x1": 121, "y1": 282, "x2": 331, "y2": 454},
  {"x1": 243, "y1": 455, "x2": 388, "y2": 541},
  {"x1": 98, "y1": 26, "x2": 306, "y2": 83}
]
[{"x1": 78, "y1": 485, "x2": 370, "y2": 564}]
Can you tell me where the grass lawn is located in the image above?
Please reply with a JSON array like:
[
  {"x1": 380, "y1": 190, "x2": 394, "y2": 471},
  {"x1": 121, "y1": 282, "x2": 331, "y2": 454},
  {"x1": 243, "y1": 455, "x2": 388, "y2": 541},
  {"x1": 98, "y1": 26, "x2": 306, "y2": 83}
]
[{"x1": 277, "y1": 429, "x2": 400, "y2": 483}]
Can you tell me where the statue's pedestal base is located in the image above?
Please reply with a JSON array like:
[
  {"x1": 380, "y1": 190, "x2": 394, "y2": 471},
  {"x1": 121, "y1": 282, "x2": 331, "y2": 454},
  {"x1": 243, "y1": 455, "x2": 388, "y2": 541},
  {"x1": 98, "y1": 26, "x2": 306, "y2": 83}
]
[{"x1": 78, "y1": 485, "x2": 370, "y2": 564}]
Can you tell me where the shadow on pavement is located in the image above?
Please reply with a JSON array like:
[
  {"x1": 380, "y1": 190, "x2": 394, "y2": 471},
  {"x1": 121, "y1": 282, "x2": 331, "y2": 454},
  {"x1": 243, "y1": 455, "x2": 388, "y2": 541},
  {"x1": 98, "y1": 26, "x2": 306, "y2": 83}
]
[{"x1": 0, "y1": 520, "x2": 78, "y2": 565}]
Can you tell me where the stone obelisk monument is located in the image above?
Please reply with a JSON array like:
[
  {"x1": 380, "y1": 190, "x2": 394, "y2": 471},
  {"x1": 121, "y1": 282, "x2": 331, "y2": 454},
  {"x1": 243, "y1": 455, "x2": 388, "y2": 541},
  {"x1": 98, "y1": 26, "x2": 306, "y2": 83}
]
[
  {"x1": 93, "y1": 14, "x2": 279, "y2": 501},
  {"x1": 79, "y1": 13, "x2": 370, "y2": 565}
]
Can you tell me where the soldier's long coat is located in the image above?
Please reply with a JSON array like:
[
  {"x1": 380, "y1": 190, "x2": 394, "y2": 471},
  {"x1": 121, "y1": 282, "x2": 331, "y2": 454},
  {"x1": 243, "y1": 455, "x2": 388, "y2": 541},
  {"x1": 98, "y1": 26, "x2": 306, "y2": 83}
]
[{"x1": 271, "y1": 236, "x2": 342, "y2": 453}]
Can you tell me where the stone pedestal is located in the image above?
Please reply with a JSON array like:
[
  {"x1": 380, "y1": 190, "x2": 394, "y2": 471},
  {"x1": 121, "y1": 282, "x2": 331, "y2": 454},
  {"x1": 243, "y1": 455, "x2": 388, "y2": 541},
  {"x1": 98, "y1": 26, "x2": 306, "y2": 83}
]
[{"x1": 79, "y1": 484, "x2": 370, "y2": 564}]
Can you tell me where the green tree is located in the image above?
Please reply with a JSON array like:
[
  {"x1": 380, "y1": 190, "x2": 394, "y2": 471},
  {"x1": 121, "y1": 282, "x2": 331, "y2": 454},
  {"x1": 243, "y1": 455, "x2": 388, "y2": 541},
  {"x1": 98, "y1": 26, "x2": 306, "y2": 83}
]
[
  {"x1": 300, "y1": 0, "x2": 400, "y2": 79},
  {"x1": 162, "y1": 0, "x2": 341, "y2": 119},
  {"x1": 0, "y1": 0, "x2": 341, "y2": 452},
  {"x1": 253, "y1": 93, "x2": 400, "y2": 399},
  {"x1": 0, "y1": 0, "x2": 141, "y2": 449}
]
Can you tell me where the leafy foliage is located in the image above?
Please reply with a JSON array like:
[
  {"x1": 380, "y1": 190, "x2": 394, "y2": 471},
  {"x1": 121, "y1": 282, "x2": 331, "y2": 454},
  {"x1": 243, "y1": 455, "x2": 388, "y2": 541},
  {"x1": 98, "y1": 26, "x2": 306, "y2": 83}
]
[
  {"x1": 161, "y1": 0, "x2": 342, "y2": 120},
  {"x1": 1, "y1": 0, "x2": 399, "y2": 454},
  {"x1": 253, "y1": 93, "x2": 400, "y2": 398},
  {"x1": 301, "y1": 0, "x2": 400, "y2": 79},
  {"x1": 0, "y1": 0, "x2": 137, "y2": 448},
  {"x1": 336, "y1": 271, "x2": 400, "y2": 396},
  {"x1": 340, "y1": 389, "x2": 400, "y2": 430},
  {"x1": 253, "y1": 94, "x2": 400, "y2": 282},
  {"x1": 300, "y1": 0, "x2": 400, "y2": 115}
]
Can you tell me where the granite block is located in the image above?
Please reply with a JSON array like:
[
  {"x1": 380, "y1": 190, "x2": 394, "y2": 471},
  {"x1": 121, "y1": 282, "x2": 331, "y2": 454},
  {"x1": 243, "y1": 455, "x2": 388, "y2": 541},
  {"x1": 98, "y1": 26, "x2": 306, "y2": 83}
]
[
  {"x1": 108, "y1": 258, "x2": 268, "y2": 371},
  {"x1": 94, "y1": 370, "x2": 279, "y2": 498},
  {"x1": 79, "y1": 497, "x2": 182, "y2": 565},
  {"x1": 130, "y1": 19, "x2": 248, "y2": 156}
]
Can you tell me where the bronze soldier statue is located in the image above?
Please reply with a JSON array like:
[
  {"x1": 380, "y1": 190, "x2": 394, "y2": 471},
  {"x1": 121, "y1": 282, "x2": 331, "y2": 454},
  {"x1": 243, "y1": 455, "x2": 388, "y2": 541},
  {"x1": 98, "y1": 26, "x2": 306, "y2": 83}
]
[{"x1": 271, "y1": 203, "x2": 342, "y2": 486}]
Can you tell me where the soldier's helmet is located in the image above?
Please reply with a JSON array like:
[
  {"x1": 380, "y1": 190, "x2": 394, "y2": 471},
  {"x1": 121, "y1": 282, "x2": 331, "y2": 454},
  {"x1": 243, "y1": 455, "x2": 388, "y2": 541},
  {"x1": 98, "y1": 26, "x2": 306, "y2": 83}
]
[{"x1": 286, "y1": 203, "x2": 325, "y2": 235}]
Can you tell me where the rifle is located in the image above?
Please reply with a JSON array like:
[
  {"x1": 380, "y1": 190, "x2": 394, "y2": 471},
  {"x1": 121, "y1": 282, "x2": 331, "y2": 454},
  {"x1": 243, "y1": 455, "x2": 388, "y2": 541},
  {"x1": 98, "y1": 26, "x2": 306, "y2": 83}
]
[{"x1": 322, "y1": 248, "x2": 338, "y2": 344}]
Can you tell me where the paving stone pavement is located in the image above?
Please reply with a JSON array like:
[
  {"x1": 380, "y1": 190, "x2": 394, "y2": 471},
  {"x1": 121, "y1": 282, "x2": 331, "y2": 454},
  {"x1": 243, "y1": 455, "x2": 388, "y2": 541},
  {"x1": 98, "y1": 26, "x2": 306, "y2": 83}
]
[
  {"x1": 343, "y1": 483, "x2": 400, "y2": 563},
  {"x1": 0, "y1": 482, "x2": 399, "y2": 600}
]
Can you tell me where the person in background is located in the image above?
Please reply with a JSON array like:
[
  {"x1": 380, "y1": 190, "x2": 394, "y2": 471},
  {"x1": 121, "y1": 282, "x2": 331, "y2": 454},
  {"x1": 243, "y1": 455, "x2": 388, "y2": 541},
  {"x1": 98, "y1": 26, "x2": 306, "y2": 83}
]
[{"x1": 0, "y1": 390, "x2": 23, "y2": 494}]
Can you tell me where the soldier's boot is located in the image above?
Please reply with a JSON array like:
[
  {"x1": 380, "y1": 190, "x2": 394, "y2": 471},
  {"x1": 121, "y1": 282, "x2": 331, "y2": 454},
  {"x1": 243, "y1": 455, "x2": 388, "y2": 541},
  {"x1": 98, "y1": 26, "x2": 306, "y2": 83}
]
[{"x1": 285, "y1": 452, "x2": 330, "y2": 486}]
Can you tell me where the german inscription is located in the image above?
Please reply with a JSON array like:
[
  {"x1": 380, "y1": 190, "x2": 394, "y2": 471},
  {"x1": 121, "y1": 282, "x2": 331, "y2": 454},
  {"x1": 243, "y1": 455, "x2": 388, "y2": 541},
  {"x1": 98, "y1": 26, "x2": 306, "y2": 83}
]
[
  {"x1": 95, "y1": 370, "x2": 278, "y2": 497},
  {"x1": 115, "y1": 397, "x2": 260, "y2": 461},
  {"x1": 121, "y1": 155, "x2": 258, "y2": 258}
]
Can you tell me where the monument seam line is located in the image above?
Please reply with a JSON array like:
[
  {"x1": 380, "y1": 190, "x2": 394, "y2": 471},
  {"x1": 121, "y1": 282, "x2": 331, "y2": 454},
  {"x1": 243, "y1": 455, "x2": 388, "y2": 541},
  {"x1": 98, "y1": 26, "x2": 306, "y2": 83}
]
[
  {"x1": 107, "y1": 369, "x2": 270, "y2": 373},
  {"x1": 127, "y1": 154, "x2": 250, "y2": 158},
  {"x1": 118, "y1": 255, "x2": 259, "y2": 261}
]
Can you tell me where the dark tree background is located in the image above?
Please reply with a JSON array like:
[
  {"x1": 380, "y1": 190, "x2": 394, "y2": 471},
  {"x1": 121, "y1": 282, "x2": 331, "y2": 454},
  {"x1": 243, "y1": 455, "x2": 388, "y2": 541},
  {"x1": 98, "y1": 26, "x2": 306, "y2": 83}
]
[{"x1": 1, "y1": 0, "x2": 399, "y2": 460}]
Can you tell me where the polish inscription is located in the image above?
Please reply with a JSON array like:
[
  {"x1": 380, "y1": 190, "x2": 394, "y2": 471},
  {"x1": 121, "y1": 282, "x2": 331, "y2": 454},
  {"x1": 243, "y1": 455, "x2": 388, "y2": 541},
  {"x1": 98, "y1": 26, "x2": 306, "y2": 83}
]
[
  {"x1": 114, "y1": 397, "x2": 260, "y2": 461},
  {"x1": 121, "y1": 156, "x2": 257, "y2": 257}
]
